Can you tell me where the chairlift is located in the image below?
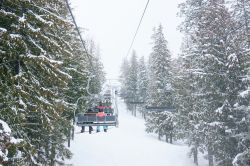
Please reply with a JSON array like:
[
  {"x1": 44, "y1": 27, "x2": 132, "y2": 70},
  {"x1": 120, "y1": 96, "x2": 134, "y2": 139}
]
[{"x1": 75, "y1": 105, "x2": 118, "y2": 127}]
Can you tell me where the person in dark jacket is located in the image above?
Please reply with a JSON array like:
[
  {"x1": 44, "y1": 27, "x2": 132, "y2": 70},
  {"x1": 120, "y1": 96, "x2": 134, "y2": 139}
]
[
  {"x1": 87, "y1": 109, "x2": 94, "y2": 134},
  {"x1": 81, "y1": 109, "x2": 94, "y2": 134}
]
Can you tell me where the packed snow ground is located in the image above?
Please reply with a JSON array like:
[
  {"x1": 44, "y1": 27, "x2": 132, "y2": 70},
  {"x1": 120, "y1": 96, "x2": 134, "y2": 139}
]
[{"x1": 67, "y1": 98, "x2": 207, "y2": 166}]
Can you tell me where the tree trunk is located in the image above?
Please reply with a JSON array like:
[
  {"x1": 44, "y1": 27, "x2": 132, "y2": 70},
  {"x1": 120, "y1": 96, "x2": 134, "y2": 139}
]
[
  {"x1": 50, "y1": 145, "x2": 55, "y2": 166},
  {"x1": 71, "y1": 126, "x2": 74, "y2": 140},
  {"x1": 194, "y1": 146, "x2": 198, "y2": 166},
  {"x1": 170, "y1": 131, "x2": 173, "y2": 144},
  {"x1": 208, "y1": 147, "x2": 214, "y2": 166},
  {"x1": 67, "y1": 129, "x2": 71, "y2": 147},
  {"x1": 165, "y1": 134, "x2": 168, "y2": 143},
  {"x1": 158, "y1": 133, "x2": 161, "y2": 140},
  {"x1": 134, "y1": 104, "x2": 137, "y2": 117}
]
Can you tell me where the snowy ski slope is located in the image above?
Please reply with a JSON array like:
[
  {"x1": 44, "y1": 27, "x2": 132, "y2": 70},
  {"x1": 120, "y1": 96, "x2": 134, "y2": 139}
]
[{"x1": 66, "y1": 97, "x2": 207, "y2": 166}]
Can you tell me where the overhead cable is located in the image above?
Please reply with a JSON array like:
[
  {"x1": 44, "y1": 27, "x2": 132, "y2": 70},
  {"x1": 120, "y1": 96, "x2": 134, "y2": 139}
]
[
  {"x1": 126, "y1": 0, "x2": 150, "y2": 58},
  {"x1": 65, "y1": 0, "x2": 94, "y2": 96},
  {"x1": 65, "y1": 0, "x2": 92, "y2": 60}
]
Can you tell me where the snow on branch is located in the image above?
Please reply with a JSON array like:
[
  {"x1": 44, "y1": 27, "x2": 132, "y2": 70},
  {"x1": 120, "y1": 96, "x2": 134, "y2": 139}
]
[
  {"x1": 0, "y1": 120, "x2": 23, "y2": 164},
  {"x1": 9, "y1": 34, "x2": 22, "y2": 39},
  {"x1": 0, "y1": 27, "x2": 7, "y2": 36},
  {"x1": 0, "y1": 9, "x2": 18, "y2": 18},
  {"x1": 239, "y1": 88, "x2": 250, "y2": 98},
  {"x1": 232, "y1": 149, "x2": 250, "y2": 166},
  {"x1": 0, "y1": 120, "x2": 11, "y2": 134},
  {"x1": 27, "y1": 10, "x2": 53, "y2": 26},
  {"x1": 203, "y1": 53, "x2": 224, "y2": 65},
  {"x1": 30, "y1": 4, "x2": 73, "y2": 25},
  {"x1": 22, "y1": 54, "x2": 63, "y2": 66}
]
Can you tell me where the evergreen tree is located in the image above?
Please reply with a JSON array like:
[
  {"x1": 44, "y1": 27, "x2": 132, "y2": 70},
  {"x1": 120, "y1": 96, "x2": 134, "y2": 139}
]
[
  {"x1": 137, "y1": 56, "x2": 149, "y2": 116},
  {"x1": 126, "y1": 51, "x2": 139, "y2": 116},
  {"x1": 61, "y1": 18, "x2": 90, "y2": 118},
  {"x1": 144, "y1": 25, "x2": 175, "y2": 147},
  {"x1": 0, "y1": 0, "x2": 84, "y2": 164},
  {"x1": 179, "y1": 0, "x2": 250, "y2": 165},
  {"x1": 87, "y1": 40, "x2": 105, "y2": 106},
  {"x1": 173, "y1": 49, "x2": 205, "y2": 166},
  {"x1": 119, "y1": 58, "x2": 130, "y2": 100},
  {"x1": 148, "y1": 25, "x2": 173, "y2": 107},
  {"x1": 230, "y1": 0, "x2": 250, "y2": 165}
]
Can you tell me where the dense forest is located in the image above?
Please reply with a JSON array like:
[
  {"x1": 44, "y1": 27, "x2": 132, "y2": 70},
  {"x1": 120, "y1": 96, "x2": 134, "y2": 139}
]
[
  {"x1": 120, "y1": 0, "x2": 250, "y2": 166},
  {"x1": 0, "y1": 0, "x2": 249, "y2": 166},
  {"x1": 0, "y1": 0, "x2": 105, "y2": 165}
]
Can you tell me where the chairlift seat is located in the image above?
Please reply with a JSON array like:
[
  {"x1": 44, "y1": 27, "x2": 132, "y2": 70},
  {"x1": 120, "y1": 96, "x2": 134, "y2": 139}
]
[{"x1": 76, "y1": 113, "x2": 117, "y2": 127}]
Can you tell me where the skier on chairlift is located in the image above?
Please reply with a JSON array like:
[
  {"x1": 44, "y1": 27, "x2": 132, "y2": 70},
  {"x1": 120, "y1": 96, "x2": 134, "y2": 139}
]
[
  {"x1": 81, "y1": 108, "x2": 94, "y2": 134},
  {"x1": 96, "y1": 103, "x2": 108, "y2": 132}
]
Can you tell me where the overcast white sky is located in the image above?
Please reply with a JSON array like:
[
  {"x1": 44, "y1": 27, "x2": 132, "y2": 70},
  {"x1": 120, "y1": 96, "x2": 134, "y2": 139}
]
[{"x1": 70, "y1": 0, "x2": 183, "y2": 80}]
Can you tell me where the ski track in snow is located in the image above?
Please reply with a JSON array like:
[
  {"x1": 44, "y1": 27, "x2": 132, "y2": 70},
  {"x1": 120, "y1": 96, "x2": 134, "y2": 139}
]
[{"x1": 67, "y1": 98, "x2": 204, "y2": 166}]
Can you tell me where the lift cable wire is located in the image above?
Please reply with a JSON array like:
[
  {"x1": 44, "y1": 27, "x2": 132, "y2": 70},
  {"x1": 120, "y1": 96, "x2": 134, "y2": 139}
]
[
  {"x1": 65, "y1": 0, "x2": 93, "y2": 61},
  {"x1": 65, "y1": 0, "x2": 95, "y2": 96},
  {"x1": 125, "y1": 0, "x2": 150, "y2": 59}
]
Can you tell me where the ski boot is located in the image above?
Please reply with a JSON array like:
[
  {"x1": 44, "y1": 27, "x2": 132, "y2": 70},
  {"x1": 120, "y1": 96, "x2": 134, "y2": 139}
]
[
  {"x1": 81, "y1": 126, "x2": 85, "y2": 133},
  {"x1": 89, "y1": 126, "x2": 93, "y2": 134}
]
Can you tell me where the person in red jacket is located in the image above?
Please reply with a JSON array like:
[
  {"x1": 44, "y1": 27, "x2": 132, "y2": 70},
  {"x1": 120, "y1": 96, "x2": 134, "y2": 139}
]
[
  {"x1": 96, "y1": 110, "x2": 105, "y2": 117},
  {"x1": 96, "y1": 106, "x2": 108, "y2": 132}
]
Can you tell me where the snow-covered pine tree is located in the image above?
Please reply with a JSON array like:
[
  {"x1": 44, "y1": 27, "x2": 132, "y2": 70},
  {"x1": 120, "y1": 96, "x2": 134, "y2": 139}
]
[
  {"x1": 0, "y1": 0, "x2": 82, "y2": 164},
  {"x1": 231, "y1": 0, "x2": 250, "y2": 47},
  {"x1": 145, "y1": 25, "x2": 175, "y2": 146},
  {"x1": 173, "y1": 40, "x2": 205, "y2": 165},
  {"x1": 230, "y1": 0, "x2": 250, "y2": 165},
  {"x1": 195, "y1": 1, "x2": 249, "y2": 166},
  {"x1": 126, "y1": 51, "x2": 139, "y2": 116},
  {"x1": 137, "y1": 56, "x2": 149, "y2": 116},
  {"x1": 179, "y1": 0, "x2": 250, "y2": 165},
  {"x1": 87, "y1": 40, "x2": 105, "y2": 106},
  {"x1": 148, "y1": 25, "x2": 173, "y2": 107},
  {"x1": 57, "y1": 7, "x2": 94, "y2": 153},
  {"x1": 63, "y1": 29, "x2": 90, "y2": 120},
  {"x1": 119, "y1": 58, "x2": 130, "y2": 100}
]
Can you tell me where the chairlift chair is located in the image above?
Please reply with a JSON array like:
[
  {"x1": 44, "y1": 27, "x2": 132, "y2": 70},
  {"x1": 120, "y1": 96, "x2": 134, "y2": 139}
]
[{"x1": 75, "y1": 106, "x2": 118, "y2": 127}]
